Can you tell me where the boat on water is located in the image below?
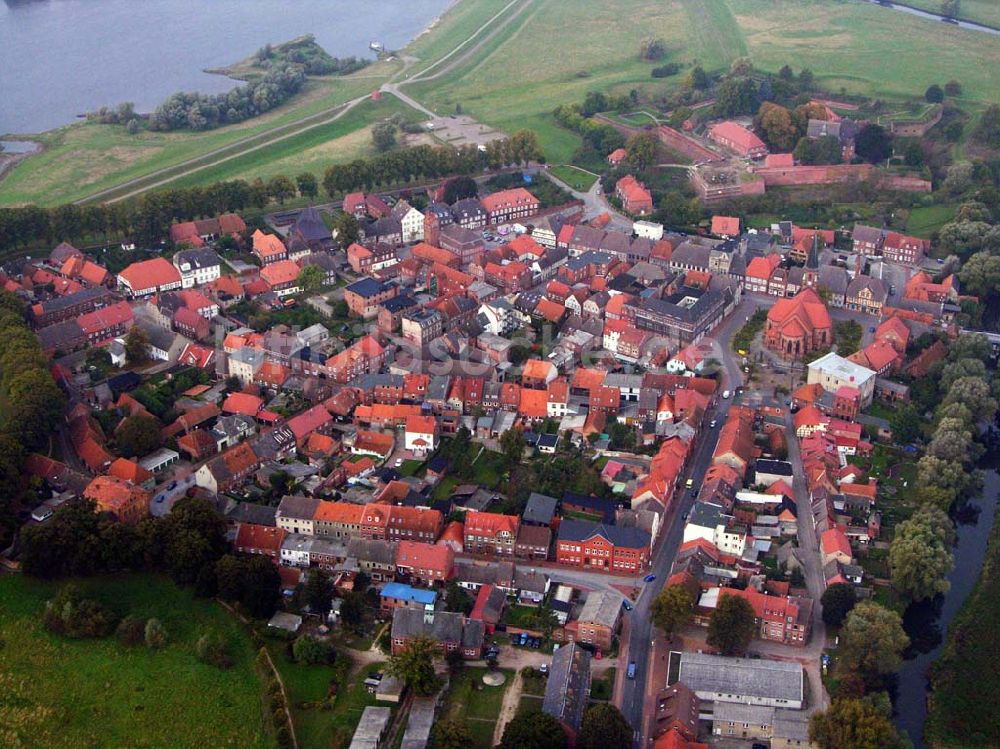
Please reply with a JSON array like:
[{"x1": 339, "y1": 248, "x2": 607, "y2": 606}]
[{"x1": 369, "y1": 40, "x2": 383, "y2": 52}]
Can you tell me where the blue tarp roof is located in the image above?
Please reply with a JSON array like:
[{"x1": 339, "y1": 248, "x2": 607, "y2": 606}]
[{"x1": 380, "y1": 582, "x2": 437, "y2": 606}]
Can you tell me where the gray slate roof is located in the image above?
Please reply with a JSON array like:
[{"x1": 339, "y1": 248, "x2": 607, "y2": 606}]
[
  {"x1": 543, "y1": 641, "x2": 592, "y2": 730},
  {"x1": 678, "y1": 652, "x2": 804, "y2": 703}
]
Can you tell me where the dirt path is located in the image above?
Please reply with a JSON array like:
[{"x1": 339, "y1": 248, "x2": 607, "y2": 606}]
[{"x1": 492, "y1": 668, "x2": 524, "y2": 746}]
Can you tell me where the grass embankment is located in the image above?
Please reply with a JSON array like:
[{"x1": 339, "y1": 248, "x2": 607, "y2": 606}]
[
  {"x1": 925, "y1": 511, "x2": 1000, "y2": 748},
  {"x1": 0, "y1": 574, "x2": 269, "y2": 749}
]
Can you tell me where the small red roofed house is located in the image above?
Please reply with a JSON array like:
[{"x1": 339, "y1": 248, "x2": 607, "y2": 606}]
[
  {"x1": 744, "y1": 253, "x2": 782, "y2": 295},
  {"x1": 875, "y1": 316, "x2": 910, "y2": 354},
  {"x1": 821, "y1": 528, "x2": 852, "y2": 566},
  {"x1": 615, "y1": 176, "x2": 654, "y2": 216},
  {"x1": 711, "y1": 216, "x2": 740, "y2": 238},
  {"x1": 223, "y1": 392, "x2": 264, "y2": 417},
  {"x1": 708, "y1": 121, "x2": 768, "y2": 158},
  {"x1": 84, "y1": 475, "x2": 149, "y2": 524},
  {"x1": 764, "y1": 288, "x2": 832, "y2": 360},
  {"x1": 882, "y1": 231, "x2": 930, "y2": 265},
  {"x1": 608, "y1": 148, "x2": 627, "y2": 166},
  {"x1": 519, "y1": 388, "x2": 549, "y2": 422},
  {"x1": 404, "y1": 414, "x2": 439, "y2": 455},
  {"x1": 286, "y1": 404, "x2": 333, "y2": 446},
  {"x1": 107, "y1": 458, "x2": 154, "y2": 490},
  {"x1": 522, "y1": 359, "x2": 557, "y2": 389},
  {"x1": 396, "y1": 540, "x2": 454, "y2": 583},
  {"x1": 260, "y1": 259, "x2": 301, "y2": 297},
  {"x1": 849, "y1": 338, "x2": 900, "y2": 376},
  {"x1": 904, "y1": 271, "x2": 958, "y2": 304},
  {"x1": 235, "y1": 523, "x2": 286, "y2": 561},
  {"x1": 251, "y1": 229, "x2": 288, "y2": 265}
]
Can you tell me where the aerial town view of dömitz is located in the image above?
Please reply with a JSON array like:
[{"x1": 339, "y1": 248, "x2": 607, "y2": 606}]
[{"x1": 1, "y1": 1, "x2": 999, "y2": 748}]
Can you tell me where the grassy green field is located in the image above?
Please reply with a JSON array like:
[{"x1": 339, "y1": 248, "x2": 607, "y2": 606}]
[
  {"x1": 550, "y1": 164, "x2": 598, "y2": 191},
  {"x1": 0, "y1": 574, "x2": 269, "y2": 749},
  {"x1": 906, "y1": 203, "x2": 957, "y2": 238},
  {"x1": 267, "y1": 644, "x2": 385, "y2": 749},
  {"x1": 440, "y1": 667, "x2": 513, "y2": 749}
]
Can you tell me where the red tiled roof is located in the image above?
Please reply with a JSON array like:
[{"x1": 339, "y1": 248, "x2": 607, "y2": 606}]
[
  {"x1": 222, "y1": 392, "x2": 264, "y2": 416},
  {"x1": 107, "y1": 458, "x2": 153, "y2": 485},
  {"x1": 118, "y1": 258, "x2": 181, "y2": 292},
  {"x1": 252, "y1": 229, "x2": 287, "y2": 258},
  {"x1": 78, "y1": 301, "x2": 133, "y2": 337},
  {"x1": 396, "y1": 540, "x2": 454, "y2": 576},
  {"x1": 287, "y1": 404, "x2": 333, "y2": 442},
  {"x1": 519, "y1": 388, "x2": 549, "y2": 419},
  {"x1": 235, "y1": 523, "x2": 286, "y2": 554},
  {"x1": 710, "y1": 121, "x2": 766, "y2": 152},
  {"x1": 821, "y1": 528, "x2": 852, "y2": 558},
  {"x1": 260, "y1": 259, "x2": 300, "y2": 287},
  {"x1": 480, "y1": 187, "x2": 538, "y2": 213},
  {"x1": 711, "y1": 216, "x2": 740, "y2": 236},
  {"x1": 405, "y1": 414, "x2": 437, "y2": 435},
  {"x1": 464, "y1": 511, "x2": 519, "y2": 537}
]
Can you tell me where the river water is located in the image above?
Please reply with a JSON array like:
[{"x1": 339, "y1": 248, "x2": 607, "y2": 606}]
[
  {"x1": 0, "y1": 0, "x2": 453, "y2": 136},
  {"x1": 893, "y1": 466, "x2": 1000, "y2": 748}
]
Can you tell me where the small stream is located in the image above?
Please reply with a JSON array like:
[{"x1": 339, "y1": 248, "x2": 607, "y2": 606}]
[{"x1": 892, "y1": 465, "x2": 1000, "y2": 747}]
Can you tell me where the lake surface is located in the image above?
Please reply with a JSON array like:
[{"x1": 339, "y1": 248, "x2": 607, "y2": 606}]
[
  {"x1": 893, "y1": 465, "x2": 1000, "y2": 748},
  {"x1": 0, "y1": 0, "x2": 453, "y2": 135}
]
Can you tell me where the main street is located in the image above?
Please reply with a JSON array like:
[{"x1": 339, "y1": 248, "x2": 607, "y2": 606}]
[{"x1": 616, "y1": 296, "x2": 753, "y2": 745}]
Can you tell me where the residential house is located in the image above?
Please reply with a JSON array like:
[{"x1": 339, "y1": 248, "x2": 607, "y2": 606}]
[
  {"x1": 464, "y1": 511, "x2": 520, "y2": 556},
  {"x1": 708, "y1": 121, "x2": 768, "y2": 158},
  {"x1": 117, "y1": 258, "x2": 183, "y2": 297},
  {"x1": 172, "y1": 248, "x2": 222, "y2": 288},
  {"x1": 252, "y1": 230, "x2": 288, "y2": 265},
  {"x1": 575, "y1": 590, "x2": 624, "y2": 651}
]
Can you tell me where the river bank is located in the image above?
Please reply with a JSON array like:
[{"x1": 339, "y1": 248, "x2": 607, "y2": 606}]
[{"x1": 893, "y1": 467, "x2": 1000, "y2": 748}]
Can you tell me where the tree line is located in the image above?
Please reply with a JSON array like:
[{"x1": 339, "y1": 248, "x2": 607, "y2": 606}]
[
  {"x1": 0, "y1": 290, "x2": 66, "y2": 549},
  {"x1": 0, "y1": 130, "x2": 543, "y2": 253},
  {"x1": 148, "y1": 64, "x2": 306, "y2": 132}
]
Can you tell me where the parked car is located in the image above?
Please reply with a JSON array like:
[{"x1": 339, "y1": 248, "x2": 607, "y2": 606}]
[
  {"x1": 643, "y1": 574, "x2": 657, "y2": 583},
  {"x1": 709, "y1": 419, "x2": 717, "y2": 428},
  {"x1": 722, "y1": 390, "x2": 731, "y2": 399}
]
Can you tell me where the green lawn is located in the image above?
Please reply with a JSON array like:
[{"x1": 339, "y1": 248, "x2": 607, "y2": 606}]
[
  {"x1": 550, "y1": 164, "x2": 598, "y2": 192},
  {"x1": 471, "y1": 449, "x2": 506, "y2": 488},
  {"x1": 0, "y1": 574, "x2": 269, "y2": 749},
  {"x1": 440, "y1": 667, "x2": 514, "y2": 749},
  {"x1": 906, "y1": 203, "x2": 957, "y2": 239},
  {"x1": 398, "y1": 459, "x2": 425, "y2": 477},
  {"x1": 268, "y1": 645, "x2": 386, "y2": 749}
]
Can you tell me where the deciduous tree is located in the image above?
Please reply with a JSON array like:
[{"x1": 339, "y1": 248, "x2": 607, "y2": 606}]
[
  {"x1": 650, "y1": 584, "x2": 694, "y2": 636},
  {"x1": 432, "y1": 716, "x2": 473, "y2": 749},
  {"x1": 116, "y1": 413, "x2": 162, "y2": 458},
  {"x1": 707, "y1": 593, "x2": 756, "y2": 655},
  {"x1": 890, "y1": 507, "x2": 955, "y2": 602},
  {"x1": 809, "y1": 697, "x2": 907, "y2": 749},
  {"x1": 387, "y1": 634, "x2": 442, "y2": 697},
  {"x1": 838, "y1": 601, "x2": 909, "y2": 684},
  {"x1": 499, "y1": 710, "x2": 567, "y2": 749},
  {"x1": 579, "y1": 704, "x2": 632, "y2": 749},
  {"x1": 820, "y1": 582, "x2": 856, "y2": 627}
]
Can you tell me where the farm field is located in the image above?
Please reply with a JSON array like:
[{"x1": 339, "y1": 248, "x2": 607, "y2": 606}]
[{"x1": 0, "y1": 573, "x2": 269, "y2": 749}]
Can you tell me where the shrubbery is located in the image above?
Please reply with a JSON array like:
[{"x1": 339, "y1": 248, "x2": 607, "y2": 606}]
[
  {"x1": 292, "y1": 634, "x2": 336, "y2": 665},
  {"x1": 43, "y1": 585, "x2": 117, "y2": 639},
  {"x1": 196, "y1": 630, "x2": 234, "y2": 669}
]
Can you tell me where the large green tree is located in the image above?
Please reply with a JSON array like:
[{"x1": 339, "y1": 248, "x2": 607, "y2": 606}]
[
  {"x1": 499, "y1": 710, "x2": 567, "y2": 749},
  {"x1": 820, "y1": 582, "x2": 856, "y2": 627},
  {"x1": 387, "y1": 634, "x2": 441, "y2": 697},
  {"x1": 578, "y1": 704, "x2": 631, "y2": 749},
  {"x1": 838, "y1": 601, "x2": 909, "y2": 684},
  {"x1": 431, "y1": 716, "x2": 473, "y2": 749},
  {"x1": 116, "y1": 413, "x2": 162, "y2": 458},
  {"x1": 650, "y1": 584, "x2": 694, "y2": 637},
  {"x1": 890, "y1": 506, "x2": 955, "y2": 602},
  {"x1": 707, "y1": 594, "x2": 756, "y2": 655},
  {"x1": 809, "y1": 697, "x2": 907, "y2": 749}
]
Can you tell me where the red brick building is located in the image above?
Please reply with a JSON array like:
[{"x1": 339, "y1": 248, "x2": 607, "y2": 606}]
[
  {"x1": 555, "y1": 520, "x2": 650, "y2": 572},
  {"x1": 464, "y1": 511, "x2": 520, "y2": 556},
  {"x1": 708, "y1": 121, "x2": 768, "y2": 159},
  {"x1": 716, "y1": 587, "x2": 812, "y2": 646},
  {"x1": 395, "y1": 540, "x2": 455, "y2": 583}
]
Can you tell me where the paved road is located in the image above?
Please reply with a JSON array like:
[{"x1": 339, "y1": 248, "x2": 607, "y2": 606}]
[
  {"x1": 542, "y1": 170, "x2": 632, "y2": 231},
  {"x1": 616, "y1": 296, "x2": 755, "y2": 745}
]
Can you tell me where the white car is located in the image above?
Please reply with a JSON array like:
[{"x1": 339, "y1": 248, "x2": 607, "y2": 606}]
[
  {"x1": 709, "y1": 419, "x2": 717, "y2": 428},
  {"x1": 722, "y1": 390, "x2": 731, "y2": 399},
  {"x1": 394, "y1": 458, "x2": 404, "y2": 467}
]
